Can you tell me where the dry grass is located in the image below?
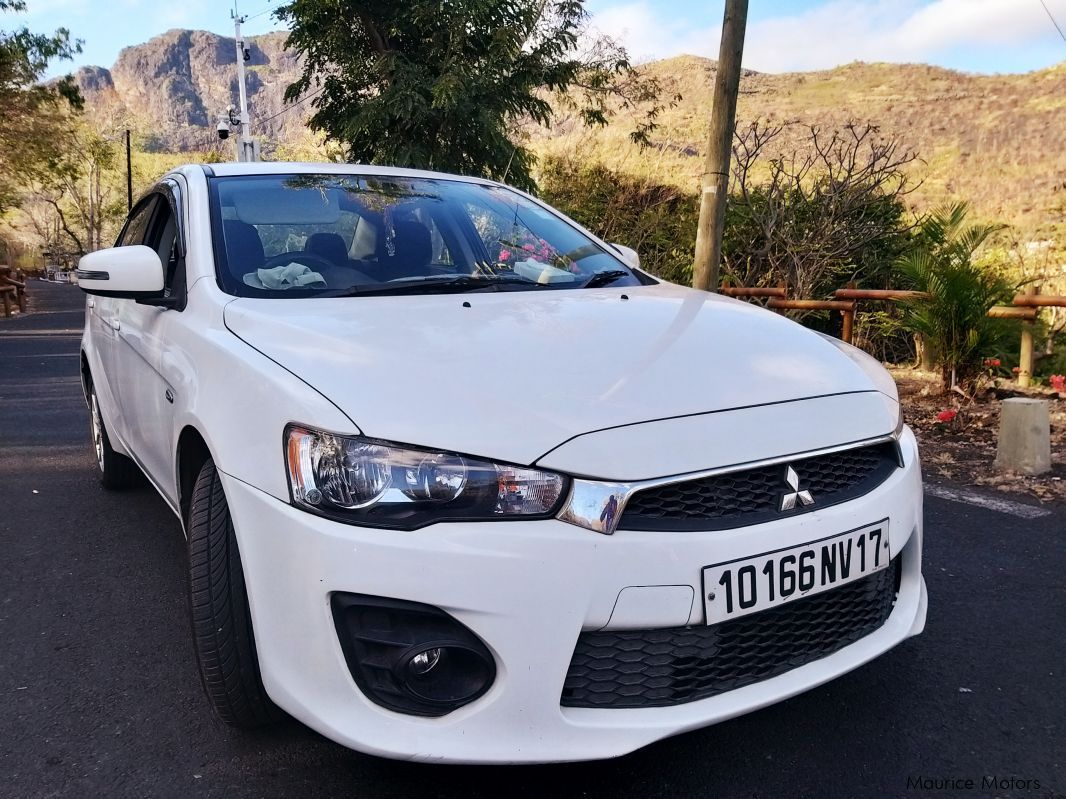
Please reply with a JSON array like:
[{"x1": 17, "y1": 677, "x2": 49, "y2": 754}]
[{"x1": 529, "y1": 57, "x2": 1066, "y2": 244}]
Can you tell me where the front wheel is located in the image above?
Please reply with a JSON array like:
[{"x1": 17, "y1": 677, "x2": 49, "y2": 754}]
[
  {"x1": 88, "y1": 384, "x2": 141, "y2": 490},
  {"x1": 187, "y1": 458, "x2": 281, "y2": 727}
]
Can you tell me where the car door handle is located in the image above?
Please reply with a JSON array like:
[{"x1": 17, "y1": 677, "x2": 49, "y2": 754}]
[{"x1": 109, "y1": 319, "x2": 121, "y2": 331}]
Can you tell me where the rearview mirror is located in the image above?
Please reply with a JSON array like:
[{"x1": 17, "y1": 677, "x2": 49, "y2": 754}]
[
  {"x1": 611, "y1": 243, "x2": 640, "y2": 270},
  {"x1": 76, "y1": 246, "x2": 165, "y2": 299}
]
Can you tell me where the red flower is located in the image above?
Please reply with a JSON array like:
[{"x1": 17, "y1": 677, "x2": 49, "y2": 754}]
[
  {"x1": 936, "y1": 409, "x2": 957, "y2": 423},
  {"x1": 984, "y1": 358, "x2": 1001, "y2": 367},
  {"x1": 1050, "y1": 375, "x2": 1065, "y2": 391},
  {"x1": 1012, "y1": 367, "x2": 1020, "y2": 374}
]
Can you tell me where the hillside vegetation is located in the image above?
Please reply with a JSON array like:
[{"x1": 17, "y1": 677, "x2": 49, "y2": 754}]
[
  {"x1": 531, "y1": 55, "x2": 1066, "y2": 241},
  {"x1": 72, "y1": 33, "x2": 1066, "y2": 241},
  {"x1": 41, "y1": 32, "x2": 1066, "y2": 251}
]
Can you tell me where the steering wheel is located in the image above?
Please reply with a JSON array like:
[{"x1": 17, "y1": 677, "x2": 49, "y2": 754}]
[{"x1": 262, "y1": 252, "x2": 337, "y2": 273}]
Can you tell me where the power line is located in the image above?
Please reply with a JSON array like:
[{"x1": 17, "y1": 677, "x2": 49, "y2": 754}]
[
  {"x1": 1038, "y1": 0, "x2": 1066, "y2": 43},
  {"x1": 244, "y1": 1, "x2": 283, "y2": 21},
  {"x1": 256, "y1": 87, "x2": 325, "y2": 128}
]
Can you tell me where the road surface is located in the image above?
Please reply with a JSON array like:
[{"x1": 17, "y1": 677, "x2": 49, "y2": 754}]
[{"x1": 1, "y1": 281, "x2": 1062, "y2": 798}]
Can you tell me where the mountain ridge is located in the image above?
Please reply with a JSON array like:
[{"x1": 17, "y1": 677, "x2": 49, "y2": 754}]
[{"x1": 72, "y1": 30, "x2": 1066, "y2": 237}]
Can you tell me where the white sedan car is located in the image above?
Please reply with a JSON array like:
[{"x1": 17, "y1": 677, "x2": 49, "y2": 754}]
[{"x1": 77, "y1": 162, "x2": 926, "y2": 764}]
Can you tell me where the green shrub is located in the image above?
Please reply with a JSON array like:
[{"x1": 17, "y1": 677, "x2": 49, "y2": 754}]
[
  {"x1": 537, "y1": 157, "x2": 698, "y2": 284},
  {"x1": 897, "y1": 204, "x2": 1016, "y2": 392}
]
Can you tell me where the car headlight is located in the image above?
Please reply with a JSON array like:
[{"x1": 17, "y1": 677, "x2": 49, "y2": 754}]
[
  {"x1": 819, "y1": 335, "x2": 904, "y2": 436},
  {"x1": 285, "y1": 426, "x2": 568, "y2": 529}
]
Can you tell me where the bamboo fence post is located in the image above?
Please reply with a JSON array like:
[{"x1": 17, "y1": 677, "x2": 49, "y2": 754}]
[
  {"x1": 841, "y1": 281, "x2": 857, "y2": 345},
  {"x1": 1018, "y1": 323, "x2": 1034, "y2": 388}
]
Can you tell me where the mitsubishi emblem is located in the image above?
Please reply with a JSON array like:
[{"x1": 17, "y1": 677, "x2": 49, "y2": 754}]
[{"x1": 780, "y1": 465, "x2": 815, "y2": 511}]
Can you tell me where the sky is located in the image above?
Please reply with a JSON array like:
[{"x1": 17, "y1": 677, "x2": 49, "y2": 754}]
[{"x1": 12, "y1": 0, "x2": 1066, "y2": 79}]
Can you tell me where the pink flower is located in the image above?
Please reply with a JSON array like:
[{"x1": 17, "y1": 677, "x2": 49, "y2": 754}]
[
  {"x1": 499, "y1": 249, "x2": 511, "y2": 261},
  {"x1": 936, "y1": 409, "x2": 957, "y2": 423},
  {"x1": 1050, "y1": 374, "x2": 1065, "y2": 391},
  {"x1": 522, "y1": 244, "x2": 534, "y2": 252}
]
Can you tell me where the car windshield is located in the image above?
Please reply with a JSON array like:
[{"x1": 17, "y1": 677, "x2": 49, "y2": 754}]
[{"x1": 208, "y1": 173, "x2": 653, "y2": 297}]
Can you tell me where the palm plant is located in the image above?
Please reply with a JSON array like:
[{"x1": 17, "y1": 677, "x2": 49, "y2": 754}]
[{"x1": 897, "y1": 204, "x2": 1015, "y2": 393}]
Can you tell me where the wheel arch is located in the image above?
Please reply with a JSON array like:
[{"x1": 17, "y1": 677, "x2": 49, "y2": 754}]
[
  {"x1": 79, "y1": 350, "x2": 92, "y2": 405},
  {"x1": 177, "y1": 425, "x2": 213, "y2": 524}
]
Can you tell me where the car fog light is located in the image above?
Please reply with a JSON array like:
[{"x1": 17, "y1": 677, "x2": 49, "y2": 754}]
[
  {"x1": 402, "y1": 646, "x2": 495, "y2": 704},
  {"x1": 331, "y1": 593, "x2": 497, "y2": 717},
  {"x1": 408, "y1": 647, "x2": 441, "y2": 675}
]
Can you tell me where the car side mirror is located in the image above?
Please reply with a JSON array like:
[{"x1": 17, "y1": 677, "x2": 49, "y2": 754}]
[
  {"x1": 611, "y1": 243, "x2": 640, "y2": 270},
  {"x1": 76, "y1": 246, "x2": 165, "y2": 300}
]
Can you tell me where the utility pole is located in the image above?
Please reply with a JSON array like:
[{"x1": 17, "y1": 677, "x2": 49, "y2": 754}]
[
  {"x1": 94, "y1": 163, "x2": 102, "y2": 249},
  {"x1": 692, "y1": 0, "x2": 749, "y2": 292},
  {"x1": 125, "y1": 129, "x2": 133, "y2": 212},
  {"x1": 231, "y1": 3, "x2": 259, "y2": 162},
  {"x1": 87, "y1": 166, "x2": 95, "y2": 253}
]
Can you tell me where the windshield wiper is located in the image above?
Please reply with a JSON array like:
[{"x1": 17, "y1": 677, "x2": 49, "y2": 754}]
[
  {"x1": 335, "y1": 274, "x2": 553, "y2": 297},
  {"x1": 580, "y1": 270, "x2": 631, "y2": 289}
]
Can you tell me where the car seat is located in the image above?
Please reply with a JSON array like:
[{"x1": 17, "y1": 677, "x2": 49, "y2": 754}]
[
  {"x1": 304, "y1": 232, "x2": 350, "y2": 268},
  {"x1": 223, "y1": 220, "x2": 266, "y2": 272}
]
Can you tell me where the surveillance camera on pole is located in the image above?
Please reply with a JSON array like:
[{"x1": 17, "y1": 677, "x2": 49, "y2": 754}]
[
  {"x1": 230, "y1": 3, "x2": 258, "y2": 162},
  {"x1": 217, "y1": 117, "x2": 231, "y2": 141}
]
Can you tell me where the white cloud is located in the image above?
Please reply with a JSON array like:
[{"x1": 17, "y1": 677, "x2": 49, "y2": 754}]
[
  {"x1": 589, "y1": 0, "x2": 1062, "y2": 72},
  {"x1": 591, "y1": 1, "x2": 717, "y2": 63}
]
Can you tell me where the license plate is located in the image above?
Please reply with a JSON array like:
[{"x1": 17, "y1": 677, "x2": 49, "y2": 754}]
[{"x1": 701, "y1": 521, "x2": 890, "y2": 624}]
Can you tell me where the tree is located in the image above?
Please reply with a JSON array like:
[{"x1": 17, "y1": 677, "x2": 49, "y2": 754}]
[
  {"x1": 0, "y1": 0, "x2": 83, "y2": 214},
  {"x1": 723, "y1": 121, "x2": 917, "y2": 300},
  {"x1": 276, "y1": 0, "x2": 667, "y2": 191},
  {"x1": 898, "y1": 203, "x2": 1015, "y2": 392}
]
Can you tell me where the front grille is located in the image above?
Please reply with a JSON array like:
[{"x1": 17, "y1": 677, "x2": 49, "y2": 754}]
[
  {"x1": 561, "y1": 556, "x2": 901, "y2": 709},
  {"x1": 618, "y1": 441, "x2": 900, "y2": 532}
]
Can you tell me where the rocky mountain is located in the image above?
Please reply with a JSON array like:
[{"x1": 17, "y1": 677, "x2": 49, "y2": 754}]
[
  {"x1": 73, "y1": 31, "x2": 1066, "y2": 235},
  {"x1": 76, "y1": 29, "x2": 303, "y2": 151}
]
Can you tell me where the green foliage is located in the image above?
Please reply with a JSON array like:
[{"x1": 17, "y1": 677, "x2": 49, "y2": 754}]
[
  {"x1": 537, "y1": 157, "x2": 698, "y2": 283},
  {"x1": 722, "y1": 122, "x2": 915, "y2": 299},
  {"x1": 854, "y1": 308, "x2": 917, "y2": 365},
  {"x1": 276, "y1": 0, "x2": 666, "y2": 191},
  {"x1": 1039, "y1": 342, "x2": 1066, "y2": 380},
  {"x1": 0, "y1": 0, "x2": 83, "y2": 214},
  {"x1": 898, "y1": 203, "x2": 1016, "y2": 391}
]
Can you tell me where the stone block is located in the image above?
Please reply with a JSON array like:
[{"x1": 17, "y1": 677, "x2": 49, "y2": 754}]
[{"x1": 994, "y1": 398, "x2": 1051, "y2": 475}]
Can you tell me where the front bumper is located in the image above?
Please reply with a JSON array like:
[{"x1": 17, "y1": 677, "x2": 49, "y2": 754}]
[{"x1": 222, "y1": 427, "x2": 926, "y2": 764}]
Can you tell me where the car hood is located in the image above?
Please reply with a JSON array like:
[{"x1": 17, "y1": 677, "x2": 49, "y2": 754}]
[{"x1": 223, "y1": 283, "x2": 886, "y2": 469}]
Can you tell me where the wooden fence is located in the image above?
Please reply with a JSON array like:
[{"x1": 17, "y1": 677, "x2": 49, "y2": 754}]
[
  {"x1": 721, "y1": 282, "x2": 1066, "y2": 387},
  {"x1": 0, "y1": 266, "x2": 27, "y2": 318}
]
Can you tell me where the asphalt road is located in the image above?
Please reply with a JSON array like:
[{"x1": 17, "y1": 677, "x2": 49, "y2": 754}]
[{"x1": 1, "y1": 281, "x2": 1063, "y2": 799}]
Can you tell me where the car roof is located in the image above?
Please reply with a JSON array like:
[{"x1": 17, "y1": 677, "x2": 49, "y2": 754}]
[{"x1": 174, "y1": 161, "x2": 502, "y2": 186}]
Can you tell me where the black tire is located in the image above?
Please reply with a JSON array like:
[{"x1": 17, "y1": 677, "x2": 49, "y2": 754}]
[
  {"x1": 88, "y1": 383, "x2": 141, "y2": 490},
  {"x1": 187, "y1": 459, "x2": 281, "y2": 727}
]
